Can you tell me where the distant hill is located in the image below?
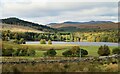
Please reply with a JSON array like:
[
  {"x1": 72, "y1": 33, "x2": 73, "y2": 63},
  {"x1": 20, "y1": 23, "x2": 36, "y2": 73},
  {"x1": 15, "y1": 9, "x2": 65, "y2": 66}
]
[
  {"x1": 2, "y1": 24, "x2": 44, "y2": 33},
  {"x1": 48, "y1": 21, "x2": 113, "y2": 25},
  {"x1": 1, "y1": 17, "x2": 57, "y2": 32},
  {"x1": 63, "y1": 21, "x2": 113, "y2": 24},
  {"x1": 1, "y1": 17, "x2": 118, "y2": 32},
  {"x1": 48, "y1": 21, "x2": 118, "y2": 32}
]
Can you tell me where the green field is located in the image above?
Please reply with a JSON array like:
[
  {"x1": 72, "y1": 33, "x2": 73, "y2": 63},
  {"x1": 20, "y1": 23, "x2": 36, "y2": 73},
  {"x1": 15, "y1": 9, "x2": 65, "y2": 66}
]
[
  {"x1": 23, "y1": 44, "x2": 117, "y2": 57},
  {"x1": 79, "y1": 46, "x2": 117, "y2": 57},
  {"x1": 2, "y1": 41, "x2": 117, "y2": 57},
  {"x1": 23, "y1": 44, "x2": 78, "y2": 57}
]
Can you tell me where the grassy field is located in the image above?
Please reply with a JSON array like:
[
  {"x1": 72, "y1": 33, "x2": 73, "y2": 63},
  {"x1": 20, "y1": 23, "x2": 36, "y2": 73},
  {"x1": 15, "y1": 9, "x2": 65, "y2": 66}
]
[
  {"x1": 23, "y1": 44, "x2": 117, "y2": 57},
  {"x1": 22, "y1": 44, "x2": 79, "y2": 50},
  {"x1": 3, "y1": 41, "x2": 117, "y2": 57},
  {"x1": 79, "y1": 46, "x2": 117, "y2": 57},
  {"x1": 23, "y1": 44, "x2": 78, "y2": 57},
  {"x1": 35, "y1": 49, "x2": 68, "y2": 57}
]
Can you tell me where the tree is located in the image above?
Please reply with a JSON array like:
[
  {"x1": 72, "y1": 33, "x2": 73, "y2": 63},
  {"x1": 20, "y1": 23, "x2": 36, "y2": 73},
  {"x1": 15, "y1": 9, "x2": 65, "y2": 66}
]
[
  {"x1": 108, "y1": 37, "x2": 113, "y2": 42},
  {"x1": 13, "y1": 39, "x2": 19, "y2": 44},
  {"x1": 13, "y1": 33, "x2": 19, "y2": 39},
  {"x1": 40, "y1": 39, "x2": 46, "y2": 44},
  {"x1": 62, "y1": 50, "x2": 72, "y2": 57},
  {"x1": 112, "y1": 47, "x2": 120, "y2": 54},
  {"x1": 70, "y1": 33, "x2": 74, "y2": 42},
  {"x1": 19, "y1": 38, "x2": 26, "y2": 44},
  {"x1": 74, "y1": 37, "x2": 77, "y2": 42},
  {"x1": 44, "y1": 49, "x2": 56, "y2": 57},
  {"x1": 101, "y1": 36, "x2": 108, "y2": 42},
  {"x1": 4, "y1": 36, "x2": 9, "y2": 41},
  {"x1": 98, "y1": 45, "x2": 110, "y2": 56},
  {"x1": 62, "y1": 46, "x2": 88, "y2": 57},
  {"x1": 96, "y1": 36, "x2": 101, "y2": 42},
  {"x1": 48, "y1": 40, "x2": 52, "y2": 44},
  {"x1": 80, "y1": 49, "x2": 88, "y2": 56},
  {"x1": 70, "y1": 46, "x2": 80, "y2": 56},
  {"x1": 75, "y1": 48, "x2": 88, "y2": 57}
]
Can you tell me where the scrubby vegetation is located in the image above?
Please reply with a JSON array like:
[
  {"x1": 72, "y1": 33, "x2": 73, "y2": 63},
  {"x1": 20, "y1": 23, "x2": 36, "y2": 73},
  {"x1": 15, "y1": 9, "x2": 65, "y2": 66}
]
[
  {"x1": 2, "y1": 30, "x2": 119, "y2": 43},
  {"x1": 2, "y1": 57, "x2": 120, "y2": 72},
  {"x1": 40, "y1": 39, "x2": 46, "y2": 44},
  {"x1": 0, "y1": 16, "x2": 119, "y2": 74},
  {"x1": 2, "y1": 41, "x2": 117, "y2": 57},
  {"x1": 98, "y1": 45, "x2": 110, "y2": 56},
  {"x1": 62, "y1": 46, "x2": 88, "y2": 57},
  {"x1": 48, "y1": 40, "x2": 52, "y2": 44},
  {"x1": 44, "y1": 49, "x2": 57, "y2": 57},
  {"x1": 112, "y1": 47, "x2": 120, "y2": 54},
  {"x1": 2, "y1": 42, "x2": 35, "y2": 56},
  {"x1": 1, "y1": 18, "x2": 119, "y2": 73}
]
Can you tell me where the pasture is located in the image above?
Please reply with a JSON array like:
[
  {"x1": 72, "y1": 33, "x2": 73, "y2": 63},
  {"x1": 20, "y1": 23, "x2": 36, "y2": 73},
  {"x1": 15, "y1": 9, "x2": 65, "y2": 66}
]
[
  {"x1": 2, "y1": 41, "x2": 117, "y2": 57},
  {"x1": 23, "y1": 44, "x2": 117, "y2": 57},
  {"x1": 23, "y1": 44, "x2": 79, "y2": 50}
]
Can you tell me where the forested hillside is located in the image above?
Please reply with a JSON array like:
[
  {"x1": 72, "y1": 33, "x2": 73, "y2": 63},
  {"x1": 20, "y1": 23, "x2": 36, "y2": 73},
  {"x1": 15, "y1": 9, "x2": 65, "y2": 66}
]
[
  {"x1": 2, "y1": 24, "x2": 44, "y2": 33},
  {"x1": 1, "y1": 17, "x2": 57, "y2": 32}
]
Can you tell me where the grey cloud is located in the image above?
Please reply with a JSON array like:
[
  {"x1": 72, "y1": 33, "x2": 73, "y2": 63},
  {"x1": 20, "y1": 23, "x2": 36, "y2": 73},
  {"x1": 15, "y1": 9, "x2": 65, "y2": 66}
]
[{"x1": 1, "y1": 2, "x2": 118, "y2": 24}]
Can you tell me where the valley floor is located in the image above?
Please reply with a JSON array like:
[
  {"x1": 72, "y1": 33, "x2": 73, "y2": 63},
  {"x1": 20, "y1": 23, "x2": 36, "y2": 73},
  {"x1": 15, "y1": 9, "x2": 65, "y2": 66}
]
[{"x1": 1, "y1": 42, "x2": 119, "y2": 72}]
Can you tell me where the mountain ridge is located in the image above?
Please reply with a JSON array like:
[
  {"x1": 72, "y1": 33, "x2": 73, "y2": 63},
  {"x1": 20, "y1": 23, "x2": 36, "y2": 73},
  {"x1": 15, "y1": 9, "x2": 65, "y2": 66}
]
[
  {"x1": 47, "y1": 21, "x2": 118, "y2": 32},
  {"x1": 1, "y1": 17, "x2": 118, "y2": 32},
  {"x1": 47, "y1": 21, "x2": 114, "y2": 25},
  {"x1": 1, "y1": 17, "x2": 57, "y2": 32}
]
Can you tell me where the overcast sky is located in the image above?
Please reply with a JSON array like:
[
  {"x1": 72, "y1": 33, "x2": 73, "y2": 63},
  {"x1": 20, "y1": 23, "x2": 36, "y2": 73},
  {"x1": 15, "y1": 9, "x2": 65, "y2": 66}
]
[{"x1": 0, "y1": 0, "x2": 119, "y2": 25}]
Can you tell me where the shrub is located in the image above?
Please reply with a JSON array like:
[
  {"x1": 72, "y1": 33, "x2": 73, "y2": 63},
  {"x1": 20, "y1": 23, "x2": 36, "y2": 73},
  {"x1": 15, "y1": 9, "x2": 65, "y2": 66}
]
[
  {"x1": 27, "y1": 49, "x2": 36, "y2": 56},
  {"x1": 62, "y1": 50, "x2": 72, "y2": 57},
  {"x1": 112, "y1": 47, "x2": 120, "y2": 54},
  {"x1": 44, "y1": 49, "x2": 56, "y2": 57},
  {"x1": 70, "y1": 46, "x2": 80, "y2": 56},
  {"x1": 13, "y1": 39, "x2": 19, "y2": 44},
  {"x1": 98, "y1": 45, "x2": 110, "y2": 56},
  {"x1": 81, "y1": 49, "x2": 88, "y2": 56},
  {"x1": 19, "y1": 38, "x2": 26, "y2": 44},
  {"x1": 12, "y1": 48, "x2": 21, "y2": 56},
  {"x1": 40, "y1": 39, "x2": 46, "y2": 44},
  {"x1": 48, "y1": 40, "x2": 52, "y2": 44},
  {"x1": 62, "y1": 46, "x2": 88, "y2": 57},
  {"x1": 74, "y1": 48, "x2": 88, "y2": 57},
  {"x1": 2, "y1": 47, "x2": 14, "y2": 56},
  {"x1": 2, "y1": 46, "x2": 35, "y2": 56},
  {"x1": 18, "y1": 47, "x2": 35, "y2": 56},
  {"x1": 20, "y1": 50, "x2": 28, "y2": 56},
  {"x1": 18, "y1": 47, "x2": 28, "y2": 56}
]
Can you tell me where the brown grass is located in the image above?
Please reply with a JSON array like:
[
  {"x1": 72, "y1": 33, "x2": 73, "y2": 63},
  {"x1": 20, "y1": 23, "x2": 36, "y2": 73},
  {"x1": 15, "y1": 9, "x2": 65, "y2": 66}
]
[
  {"x1": 22, "y1": 44, "x2": 79, "y2": 50},
  {"x1": 2, "y1": 24, "x2": 44, "y2": 33},
  {"x1": 52, "y1": 23, "x2": 118, "y2": 29}
]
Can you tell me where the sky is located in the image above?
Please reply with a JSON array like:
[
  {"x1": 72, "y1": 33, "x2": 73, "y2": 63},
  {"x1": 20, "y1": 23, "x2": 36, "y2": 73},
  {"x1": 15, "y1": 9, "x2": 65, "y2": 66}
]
[{"x1": 0, "y1": 0, "x2": 119, "y2": 25}]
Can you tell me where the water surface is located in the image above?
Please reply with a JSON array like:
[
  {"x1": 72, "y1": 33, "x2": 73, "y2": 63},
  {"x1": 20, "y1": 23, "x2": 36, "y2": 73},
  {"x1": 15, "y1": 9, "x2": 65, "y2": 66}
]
[{"x1": 26, "y1": 41, "x2": 118, "y2": 46}]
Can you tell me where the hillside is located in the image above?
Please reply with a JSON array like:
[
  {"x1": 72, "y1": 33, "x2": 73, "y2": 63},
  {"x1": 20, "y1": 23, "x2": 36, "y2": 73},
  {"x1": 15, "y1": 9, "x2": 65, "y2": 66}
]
[
  {"x1": 48, "y1": 21, "x2": 118, "y2": 32},
  {"x1": 1, "y1": 17, "x2": 57, "y2": 32},
  {"x1": 2, "y1": 24, "x2": 44, "y2": 33}
]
